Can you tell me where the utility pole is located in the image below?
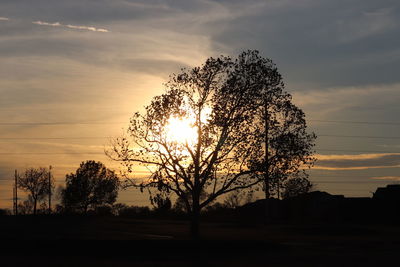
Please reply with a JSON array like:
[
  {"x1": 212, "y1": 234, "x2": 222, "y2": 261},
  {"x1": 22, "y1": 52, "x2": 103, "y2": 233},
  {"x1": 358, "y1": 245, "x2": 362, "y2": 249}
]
[
  {"x1": 12, "y1": 186, "x2": 15, "y2": 215},
  {"x1": 14, "y1": 170, "x2": 18, "y2": 216},
  {"x1": 48, "y1": 165, "x2": 52, "y2": 214},
  {"x1": 264, "y1": 95, "x2": 270, "y2": 223},
  {"x1": 264, "y1": 97, "x2": 270, "y2": 199}
]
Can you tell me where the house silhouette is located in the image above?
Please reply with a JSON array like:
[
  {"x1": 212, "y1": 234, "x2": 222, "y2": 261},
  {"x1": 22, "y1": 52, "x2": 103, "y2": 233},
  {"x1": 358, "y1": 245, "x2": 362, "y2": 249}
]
[{"x1": 237, "y1": 185, "x2": 400, "y2": 223}]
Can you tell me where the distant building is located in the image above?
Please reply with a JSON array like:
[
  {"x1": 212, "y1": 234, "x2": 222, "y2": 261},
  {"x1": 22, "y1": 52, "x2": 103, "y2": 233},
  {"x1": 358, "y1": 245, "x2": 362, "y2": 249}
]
[
  {"x1": 373, "y1": 184, "x2": 400, "y2": 220},
  {"x1": 236, "y1": 186, "x2": 400, "y2": 223},
  {"x1": 373, "y1": 184, "x2": 400, "y2": 202}
]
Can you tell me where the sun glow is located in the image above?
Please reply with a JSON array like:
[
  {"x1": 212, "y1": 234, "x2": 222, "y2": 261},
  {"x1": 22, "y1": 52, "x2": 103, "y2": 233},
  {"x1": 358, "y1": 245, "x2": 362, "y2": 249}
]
[{"x1": 165, "y1": 116, "x2": 198, "y2": 144}]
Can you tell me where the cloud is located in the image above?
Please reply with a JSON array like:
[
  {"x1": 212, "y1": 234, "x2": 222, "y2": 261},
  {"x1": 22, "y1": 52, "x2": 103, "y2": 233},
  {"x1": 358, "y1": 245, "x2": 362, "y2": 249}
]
[
  {"x1": 208, "y1": 0, "x2": 400, "y2": 89},
  {"x1": 370, "y1": 176, "x2": 400, "y2": 181},
  {"x1": 0, "y1": 17, "x2": 9, "y2": 21},
  {"x1": 335, "y1": 7, "x2": 396, "y2": 44},
  {"x1": 65, "y1": 24, "x2": 108, "y2": 32},
  {"x1": 33, "y1": 21, "x2": 61, "y2": 26},
  {"x1": 317, "y1": 153, "x2": 400, "y2": 161},
  {"x1": 291, "y1": 83, "x2": 400, "y2": 123},
  {"x1": 32, "y1": 20, "x2": 109, "y2": 32},
  {"x1": 315, "y1": 153, "x2": 400, "y2": 170}
]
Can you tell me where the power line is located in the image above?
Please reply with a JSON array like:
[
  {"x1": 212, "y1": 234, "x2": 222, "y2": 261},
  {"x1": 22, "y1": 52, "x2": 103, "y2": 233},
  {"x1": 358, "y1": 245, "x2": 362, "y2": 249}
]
[
  {"x1": 309, "y1": 175, "x2": 372, "y2": 178},
  {"x1": 318, "y1": 134, "x2": 400, "y2": 140},
  {"x1": 0, "y1": 179, "x2": 389, "y2": 184},
  {"x1": 0, "y1": 179, "x2": 74, "y2": 184},
  {"x1": 317, "y1": 149, "x2": 399, "y2": 153},
  {"x1": 0, "y1": 122, "x2": 125, "y2": 126},
  {"x1": 316, "y1": 181, "x2": 400, "y2": 184},
  {"x1": 0, "y1": 137, "x2": 109, "y2": 140},
  {"x1": 310, "y1": 119, "x2": 400, "y2": 126},
  {"x1": 0, "y1": 119, "x2": 400, "y2": 126},
  {"x1": 0, "y1": 147, "x2": 397, "y2": 155},
  {"x1": 0, "y1": 152, "x2": 106, "y2": 155},
  {"x1": 1, "y1": 134, "x2": 400, "y2": 141}
]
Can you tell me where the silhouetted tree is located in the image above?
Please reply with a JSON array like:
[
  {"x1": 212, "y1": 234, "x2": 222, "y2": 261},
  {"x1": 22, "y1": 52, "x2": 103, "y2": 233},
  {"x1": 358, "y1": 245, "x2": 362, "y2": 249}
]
[
  {"x1": 150, "y1": 191, "x2": 172, "y2": 213},
  {"x1": 248, "y1": 69, "x2": 316, "y2": 199},
  {"x1": 108, "y1": 50, "x2": 315, "y2": 239},
  {"x1": 17, "y1": 167, "x2": 53, "y2": 215},
  {"x1": 282, "y1": 177, "x2": 314, "y2": 199},
  {"x1": 0, "y1": 209, "x2": 11, "y2": 216},
  {"x1": 173, "y1": 189, "x2": 209, "y2": 213},
  {"x1": 223, "y1": 190, "x2": 255, "y2": 209},
  {"x1": 111, "y1": 203, "x2": 129, "y2": 216},
  {"x1": 93, "y1": 205, "x2": 114, "y2": 216},
  {"x1": 117, "y1": 205, "x2": 151, "y2": 218},
  {"x1": 17, "y1": 199, "x2": 34, "y2": 215},
  {"x1": 53, "y1": 204, "x2": 65, "y2": 214},
  {"x1": 61, "y1": 160, "x2": 119, "y2": 214}
]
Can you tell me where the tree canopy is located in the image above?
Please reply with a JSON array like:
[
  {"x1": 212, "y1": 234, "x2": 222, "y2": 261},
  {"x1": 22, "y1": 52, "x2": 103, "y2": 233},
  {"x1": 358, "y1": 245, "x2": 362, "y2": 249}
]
[
  {"x1": 61, "y1": 160, "x2": 119, "y2": 213},
  {"x1": 282, "y1": 177, "x2": 314, "y2": 199},
  {"x1": 17, "y1": 167, "x2": 53, "y2": 215},
  {"x1": 108, "y1": 50, "x2": 316, "y2": 238}
]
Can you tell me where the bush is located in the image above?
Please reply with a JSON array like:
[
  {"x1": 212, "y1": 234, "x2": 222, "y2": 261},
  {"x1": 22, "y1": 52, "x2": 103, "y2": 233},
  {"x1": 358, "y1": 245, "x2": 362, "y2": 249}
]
[
  {"x1": 93, "y1": 205, "x2": 114, "y2": 216},
  {"x1": 0, "y1": 209, "x2": 11, "y2": 216},
  {"x1": 118, "y1": 205, "x2": 151, "y2": 218}
]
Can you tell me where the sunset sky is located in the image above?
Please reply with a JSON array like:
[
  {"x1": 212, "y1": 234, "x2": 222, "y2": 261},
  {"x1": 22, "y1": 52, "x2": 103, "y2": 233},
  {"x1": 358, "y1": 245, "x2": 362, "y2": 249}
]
[{"x1": 1, "y1": 0, "x2": 400, "y2": 208}]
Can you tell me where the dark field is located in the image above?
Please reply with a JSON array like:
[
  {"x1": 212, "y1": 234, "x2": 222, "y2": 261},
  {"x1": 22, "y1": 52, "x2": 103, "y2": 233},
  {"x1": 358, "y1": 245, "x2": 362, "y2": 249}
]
[{"x1": 0, "y1": 216, "x2": 399, "y2": 266}]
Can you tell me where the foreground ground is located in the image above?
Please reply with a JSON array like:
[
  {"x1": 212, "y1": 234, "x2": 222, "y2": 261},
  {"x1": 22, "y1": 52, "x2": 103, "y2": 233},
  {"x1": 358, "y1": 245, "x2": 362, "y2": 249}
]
[{"x1": 0, "y1": 216, "x2": 399, "y2": 266}]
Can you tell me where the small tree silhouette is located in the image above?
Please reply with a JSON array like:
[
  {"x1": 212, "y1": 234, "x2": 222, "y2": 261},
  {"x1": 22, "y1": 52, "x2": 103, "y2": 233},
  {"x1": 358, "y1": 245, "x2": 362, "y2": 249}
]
[
  {"x1": 149, "y1": 187, "x2": 172, "y2": 213},
  {"x1": 17, "y1": 198, "x2": 34, "y2": 215},
  {"x1": 223, "y1": 190, "x2": 255, "y2": 209},
  {"x1": 61, "y1": 160, "x2": 119, "y2": 214},
  {"x1": 17, "y1": 167, "x2": 53, "y2": 215},
  {"x1": 282, "y1": 177, "x2": 314, "y2": 199}
]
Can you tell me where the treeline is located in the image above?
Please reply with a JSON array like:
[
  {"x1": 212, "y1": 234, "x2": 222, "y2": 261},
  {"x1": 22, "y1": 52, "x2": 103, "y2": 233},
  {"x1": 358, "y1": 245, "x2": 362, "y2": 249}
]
[
  {"x1": 5, "y1": 159, "x2": 280, "y2": 217},
  {"x1": 3, "y1": 158, "x2": 314, "y2": 218},
  {"x1": 8, "y1": 160, "x2": 119, "y2": 215}
]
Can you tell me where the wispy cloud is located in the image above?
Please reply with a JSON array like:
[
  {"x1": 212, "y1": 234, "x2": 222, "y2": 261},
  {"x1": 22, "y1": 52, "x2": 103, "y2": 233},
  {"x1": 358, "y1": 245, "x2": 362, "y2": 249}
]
[
  {"x1": 317, "y1": 153, "x2": 400, "y2": 160},
  {"x1": 33, "y1": 21, "x2": 61, "y2": 26},
  {"x1": 370, "y1": 176, "x2": 400, "y2": 181},
  {"x1": 293, "y1": 83, "x2": 400, "y2": 118},
  {"x1": 315, "y1": 153, "x2": 400, "y2": 170},
  {"x1": 32, "y1": 20, "x2": 109, "y2": 32},
  {"x1": 0, "y1": 17, "x2": 9, "y2": 21},
  {"x1": 66, "y1": 24, "x2": 109, "y2": 32}
]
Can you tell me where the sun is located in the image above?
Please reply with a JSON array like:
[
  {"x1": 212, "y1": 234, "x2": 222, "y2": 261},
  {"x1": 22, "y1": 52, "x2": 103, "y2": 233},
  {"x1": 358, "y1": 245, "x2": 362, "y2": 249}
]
[{"x1": 165, "y1": 116, "x2": 198, "y2": 145}]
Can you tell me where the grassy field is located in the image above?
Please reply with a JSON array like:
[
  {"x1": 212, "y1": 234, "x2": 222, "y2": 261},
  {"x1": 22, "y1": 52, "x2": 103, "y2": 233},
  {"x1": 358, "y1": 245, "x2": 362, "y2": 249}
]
[{"x1": 0, "y1": 216, "x2": 399, "y2": 266}]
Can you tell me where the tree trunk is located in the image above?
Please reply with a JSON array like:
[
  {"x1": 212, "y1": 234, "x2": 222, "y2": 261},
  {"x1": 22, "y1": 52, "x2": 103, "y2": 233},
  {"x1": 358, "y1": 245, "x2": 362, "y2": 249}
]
[
  {"x1": 277, "y1": 178, "x2": 280, "y2": 200},
  {"x1": 33, "y1": 198, "x2": 37, "y2": 215},
  {"x1": 191, "y1": 196, "x2": 200, "y2": 240},
  {"x1": 190, "y1": 210, "x2": 200, "y2": 240},
  {"x1": 264, "y1": 175, "x2": 270, "y2": 223},
  {"x1": 264, "y1": 178, "x2": 270, "y2": 199},
  {"x1": 264, "y1": 98, "x2": 270, "y2": 200},
  {"x1": 264, "y1": 98, "x2": 270, "y2": 223}
]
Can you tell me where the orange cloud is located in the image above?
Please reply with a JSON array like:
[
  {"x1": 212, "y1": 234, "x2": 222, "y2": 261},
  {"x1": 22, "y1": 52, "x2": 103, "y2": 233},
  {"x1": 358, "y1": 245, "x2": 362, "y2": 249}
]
[
  {"x1": 315, "y1": 153, "x2": 400, "y2": 170},
  {"x1": 370, "y1": 176, "x2": 400, "y2": 181}
]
